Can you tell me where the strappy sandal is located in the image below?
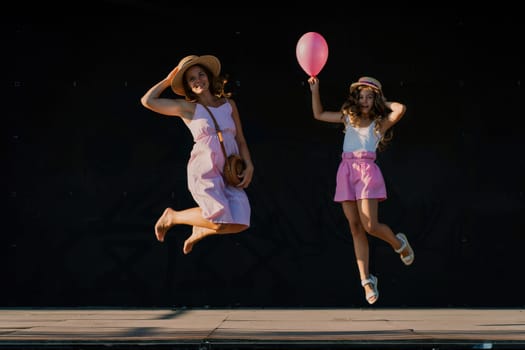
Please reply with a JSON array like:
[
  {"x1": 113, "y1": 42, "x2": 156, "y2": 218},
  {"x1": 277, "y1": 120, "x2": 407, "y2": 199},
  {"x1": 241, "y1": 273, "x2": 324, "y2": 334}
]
[
  {"x1": 395, "y1": 232, "x2": 415, "y2": 266},
  {"x1": 361, "y1": 274, "x2": 379, "y2": 304}
]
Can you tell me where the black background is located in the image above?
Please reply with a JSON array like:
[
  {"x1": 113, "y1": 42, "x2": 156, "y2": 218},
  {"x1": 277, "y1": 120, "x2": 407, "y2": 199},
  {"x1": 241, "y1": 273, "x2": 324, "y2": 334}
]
[{"x1": 3, "y1": 2, "x2": 524, "y2": 307}]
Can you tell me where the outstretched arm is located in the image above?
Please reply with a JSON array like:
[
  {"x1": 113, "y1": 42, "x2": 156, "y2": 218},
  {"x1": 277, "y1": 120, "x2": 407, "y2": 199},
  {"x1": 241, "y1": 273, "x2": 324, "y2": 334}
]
[{"x1": 308, "y1": 77, "x2": 344, "y2": 123}]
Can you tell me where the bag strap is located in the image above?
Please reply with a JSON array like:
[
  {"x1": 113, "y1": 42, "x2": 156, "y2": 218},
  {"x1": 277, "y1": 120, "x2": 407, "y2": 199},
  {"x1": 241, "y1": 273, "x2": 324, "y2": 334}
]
[{"x1": 201, "y1": 104, "x2": 229, "y2": 163}]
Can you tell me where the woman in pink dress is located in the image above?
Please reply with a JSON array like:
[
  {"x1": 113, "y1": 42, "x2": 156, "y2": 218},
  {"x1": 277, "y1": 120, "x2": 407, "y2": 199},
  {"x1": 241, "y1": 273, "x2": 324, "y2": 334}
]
[{"x1": 141, "y1": 55, "x2": 253, "y2": 255}]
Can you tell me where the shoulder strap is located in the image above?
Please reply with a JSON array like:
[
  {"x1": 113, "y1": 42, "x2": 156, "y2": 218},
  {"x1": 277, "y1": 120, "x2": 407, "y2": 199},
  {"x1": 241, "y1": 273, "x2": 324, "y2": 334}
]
[{"x1": 201, "y1": 104, "x2": 229, "y2": 160}]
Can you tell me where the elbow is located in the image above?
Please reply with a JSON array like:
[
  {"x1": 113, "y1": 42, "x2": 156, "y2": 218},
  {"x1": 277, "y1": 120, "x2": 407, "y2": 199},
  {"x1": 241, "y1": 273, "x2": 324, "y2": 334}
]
[
  {"x1": 393, "y1": 102, "x2": 406, "y2": 116},
  {"x1": 399, "y1": 103, "x2": 407, "y2": 117},
  {"x1": 140, "y1": 95, "x2": 153, "y2": 110},
  {"x1": 400, "y1": 103, "x2": 407, "y2": 113},
  {"x1": 140, "y1": 96, "x2": 148, "y2": 108}
]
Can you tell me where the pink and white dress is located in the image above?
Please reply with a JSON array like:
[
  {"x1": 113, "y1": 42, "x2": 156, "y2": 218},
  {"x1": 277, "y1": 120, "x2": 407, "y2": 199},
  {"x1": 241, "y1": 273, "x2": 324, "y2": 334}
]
[{"x1": 182, "y1": 100, "x2": 250, "y2": 226}]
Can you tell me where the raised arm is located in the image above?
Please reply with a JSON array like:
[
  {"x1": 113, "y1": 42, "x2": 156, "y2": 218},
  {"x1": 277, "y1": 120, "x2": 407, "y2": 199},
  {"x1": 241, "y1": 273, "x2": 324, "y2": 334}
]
[
  {"x1": 308, "y1": 76, "x2": 344, "y2": 123},
  {"x1": 140, "y1": 67, "x2": 193, "y2": 118},
  {"x1": 379, "y1": 100, "x2": 406, "y2": 133}
]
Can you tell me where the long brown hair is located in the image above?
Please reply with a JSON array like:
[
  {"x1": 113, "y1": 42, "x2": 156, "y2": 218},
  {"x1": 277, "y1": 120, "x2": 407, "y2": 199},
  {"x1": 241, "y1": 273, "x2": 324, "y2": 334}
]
[
  {"x1": 182, "y1": 64, "x2": 231, "y2": 101},
  {"x1": 340, "y1": 86, "x2": 393, "y2": 151}
]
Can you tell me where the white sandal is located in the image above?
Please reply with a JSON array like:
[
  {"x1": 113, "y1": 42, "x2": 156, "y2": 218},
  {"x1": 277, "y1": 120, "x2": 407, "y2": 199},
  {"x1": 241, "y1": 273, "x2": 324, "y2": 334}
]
[
  {"x1": 361, "y1": 274, "x2": 379, "y2": 304},
  {"x1": 395, "y1": 233, "x2": 415, "y2": 266}
]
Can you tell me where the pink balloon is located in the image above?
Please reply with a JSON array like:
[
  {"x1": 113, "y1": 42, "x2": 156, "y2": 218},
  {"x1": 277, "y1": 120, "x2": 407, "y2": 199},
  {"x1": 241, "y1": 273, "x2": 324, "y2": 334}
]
[{"x1": 296, "y1": 32, "x2": 329, "y2": 77}]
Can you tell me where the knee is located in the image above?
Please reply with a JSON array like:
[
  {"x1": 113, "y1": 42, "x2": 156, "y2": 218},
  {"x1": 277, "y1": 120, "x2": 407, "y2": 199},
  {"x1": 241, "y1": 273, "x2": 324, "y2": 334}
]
[
  {"x1": 220, "y1": 223, "x2": 248, "y2": 233},
  {"x1": 232, "y1": 224, "x2": 249, "y2": 233},
  {"x1": 364, "y1": 222, "x2": 380, "y2": 235},
  {"x1": 237, "y1": 224, "x2": 249, "y2": 233}
]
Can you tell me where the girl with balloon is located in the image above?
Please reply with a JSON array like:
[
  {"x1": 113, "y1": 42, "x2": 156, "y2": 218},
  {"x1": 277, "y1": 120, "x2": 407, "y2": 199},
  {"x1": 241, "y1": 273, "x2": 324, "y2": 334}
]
[{"x1": 298, "y1": 33, "x2": 414, "y2": 305}]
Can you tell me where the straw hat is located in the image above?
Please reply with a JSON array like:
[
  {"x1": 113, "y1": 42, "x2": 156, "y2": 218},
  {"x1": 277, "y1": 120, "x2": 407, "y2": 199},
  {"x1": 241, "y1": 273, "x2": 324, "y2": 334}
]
[
  {"x1": 350, "y1": 76, "x2": 383, "y2": 94},
  {"x1": 170, "y1": 55, "x2": 221, "y2": 96}
]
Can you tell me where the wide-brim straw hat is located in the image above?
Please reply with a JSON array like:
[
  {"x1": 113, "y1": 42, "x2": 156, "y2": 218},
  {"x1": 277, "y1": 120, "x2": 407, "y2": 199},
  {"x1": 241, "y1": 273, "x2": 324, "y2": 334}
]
[
  {"x1": 350, "y1": 76, "x2": 383, "y2": 94},
  {"x1": 170, "y1": 55, "x2": 221, "y2": 96}
]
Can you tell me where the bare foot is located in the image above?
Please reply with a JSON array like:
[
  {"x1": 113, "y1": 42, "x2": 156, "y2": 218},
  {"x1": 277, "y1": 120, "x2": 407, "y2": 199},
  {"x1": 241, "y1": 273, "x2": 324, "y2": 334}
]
[
  {"x1": 183, "y1": 227, "x2": 206, "y2": 254},
  {"x1": 154, "y1": 208, "x2": 175, "y2": 242}
]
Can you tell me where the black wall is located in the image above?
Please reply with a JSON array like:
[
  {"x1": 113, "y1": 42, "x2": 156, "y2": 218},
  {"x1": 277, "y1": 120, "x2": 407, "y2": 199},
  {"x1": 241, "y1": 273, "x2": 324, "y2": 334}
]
[{"x1": 3, "y1": 3, "x2": 524, "y2": 307}]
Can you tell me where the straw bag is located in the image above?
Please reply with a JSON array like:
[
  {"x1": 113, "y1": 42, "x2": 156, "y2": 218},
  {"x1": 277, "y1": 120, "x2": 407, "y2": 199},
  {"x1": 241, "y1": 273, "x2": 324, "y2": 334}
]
[{"x1": 202, "y1": 104, "x2": 246, "y2": 186}]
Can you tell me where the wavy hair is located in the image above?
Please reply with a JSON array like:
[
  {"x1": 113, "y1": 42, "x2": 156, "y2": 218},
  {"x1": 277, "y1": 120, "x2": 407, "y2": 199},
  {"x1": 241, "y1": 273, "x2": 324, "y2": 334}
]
[
  {"x1": 340, "y1": 85, "x2": 393, "y2": 151},
  {"x1": 182, "y1": 64, "x2": 231, "y2": 101}
]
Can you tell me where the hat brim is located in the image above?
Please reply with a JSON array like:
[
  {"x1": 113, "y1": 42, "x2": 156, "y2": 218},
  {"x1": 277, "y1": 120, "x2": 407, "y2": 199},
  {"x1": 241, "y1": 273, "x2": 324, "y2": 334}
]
[
  {"x1": 171, "y1": 55, "x2": 221, "y2": 96},
  {"x1": 350, "y1": 82, "x2": 382, "y2": 94}
]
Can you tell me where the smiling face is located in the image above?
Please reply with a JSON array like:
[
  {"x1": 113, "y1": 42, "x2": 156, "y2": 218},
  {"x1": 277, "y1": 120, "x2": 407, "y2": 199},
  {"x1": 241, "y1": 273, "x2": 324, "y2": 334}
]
[{"x1": 184, "y1": 65, "x2": 210, "y2": 96}]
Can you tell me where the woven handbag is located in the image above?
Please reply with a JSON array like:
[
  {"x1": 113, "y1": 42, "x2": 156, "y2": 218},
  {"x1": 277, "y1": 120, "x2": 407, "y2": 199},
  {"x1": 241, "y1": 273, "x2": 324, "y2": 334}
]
[{"x1": 202, "y1": 104, "x2": 246, "y2": 186}]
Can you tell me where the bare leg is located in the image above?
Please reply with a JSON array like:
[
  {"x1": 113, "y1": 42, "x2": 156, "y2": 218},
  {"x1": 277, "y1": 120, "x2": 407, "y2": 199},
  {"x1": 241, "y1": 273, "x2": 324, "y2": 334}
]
[
  {"x1": 154, "y1": 207, "x2": 221, "y2": 242},
  {"x1": 342, "y1": 201, "x2": 377, "y2": 304},
  {"x1": 183, "y1": 223, "x2": 248, "y2": 255},
  {"x1": 357, "y1": 199, "x2": 412, "y2": 260}
]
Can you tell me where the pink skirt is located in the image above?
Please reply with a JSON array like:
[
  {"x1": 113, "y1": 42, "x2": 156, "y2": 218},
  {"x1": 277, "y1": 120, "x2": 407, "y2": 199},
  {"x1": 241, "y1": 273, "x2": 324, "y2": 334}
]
[{"x1": 334, "y1": 151, "x2": 387, "y2": 202}]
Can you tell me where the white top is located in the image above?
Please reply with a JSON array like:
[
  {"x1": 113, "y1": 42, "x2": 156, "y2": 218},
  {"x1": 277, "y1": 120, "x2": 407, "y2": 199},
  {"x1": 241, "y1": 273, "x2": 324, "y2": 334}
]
[{"x1": 342, "y1": 118, "x2": 381, "y2": 152}]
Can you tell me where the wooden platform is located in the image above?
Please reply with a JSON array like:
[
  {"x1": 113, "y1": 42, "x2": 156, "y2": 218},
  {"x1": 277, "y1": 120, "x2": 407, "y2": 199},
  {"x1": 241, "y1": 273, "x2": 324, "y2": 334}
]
[{"x1": 1, "y1": 308, "x2": 524, "y2": 349}]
